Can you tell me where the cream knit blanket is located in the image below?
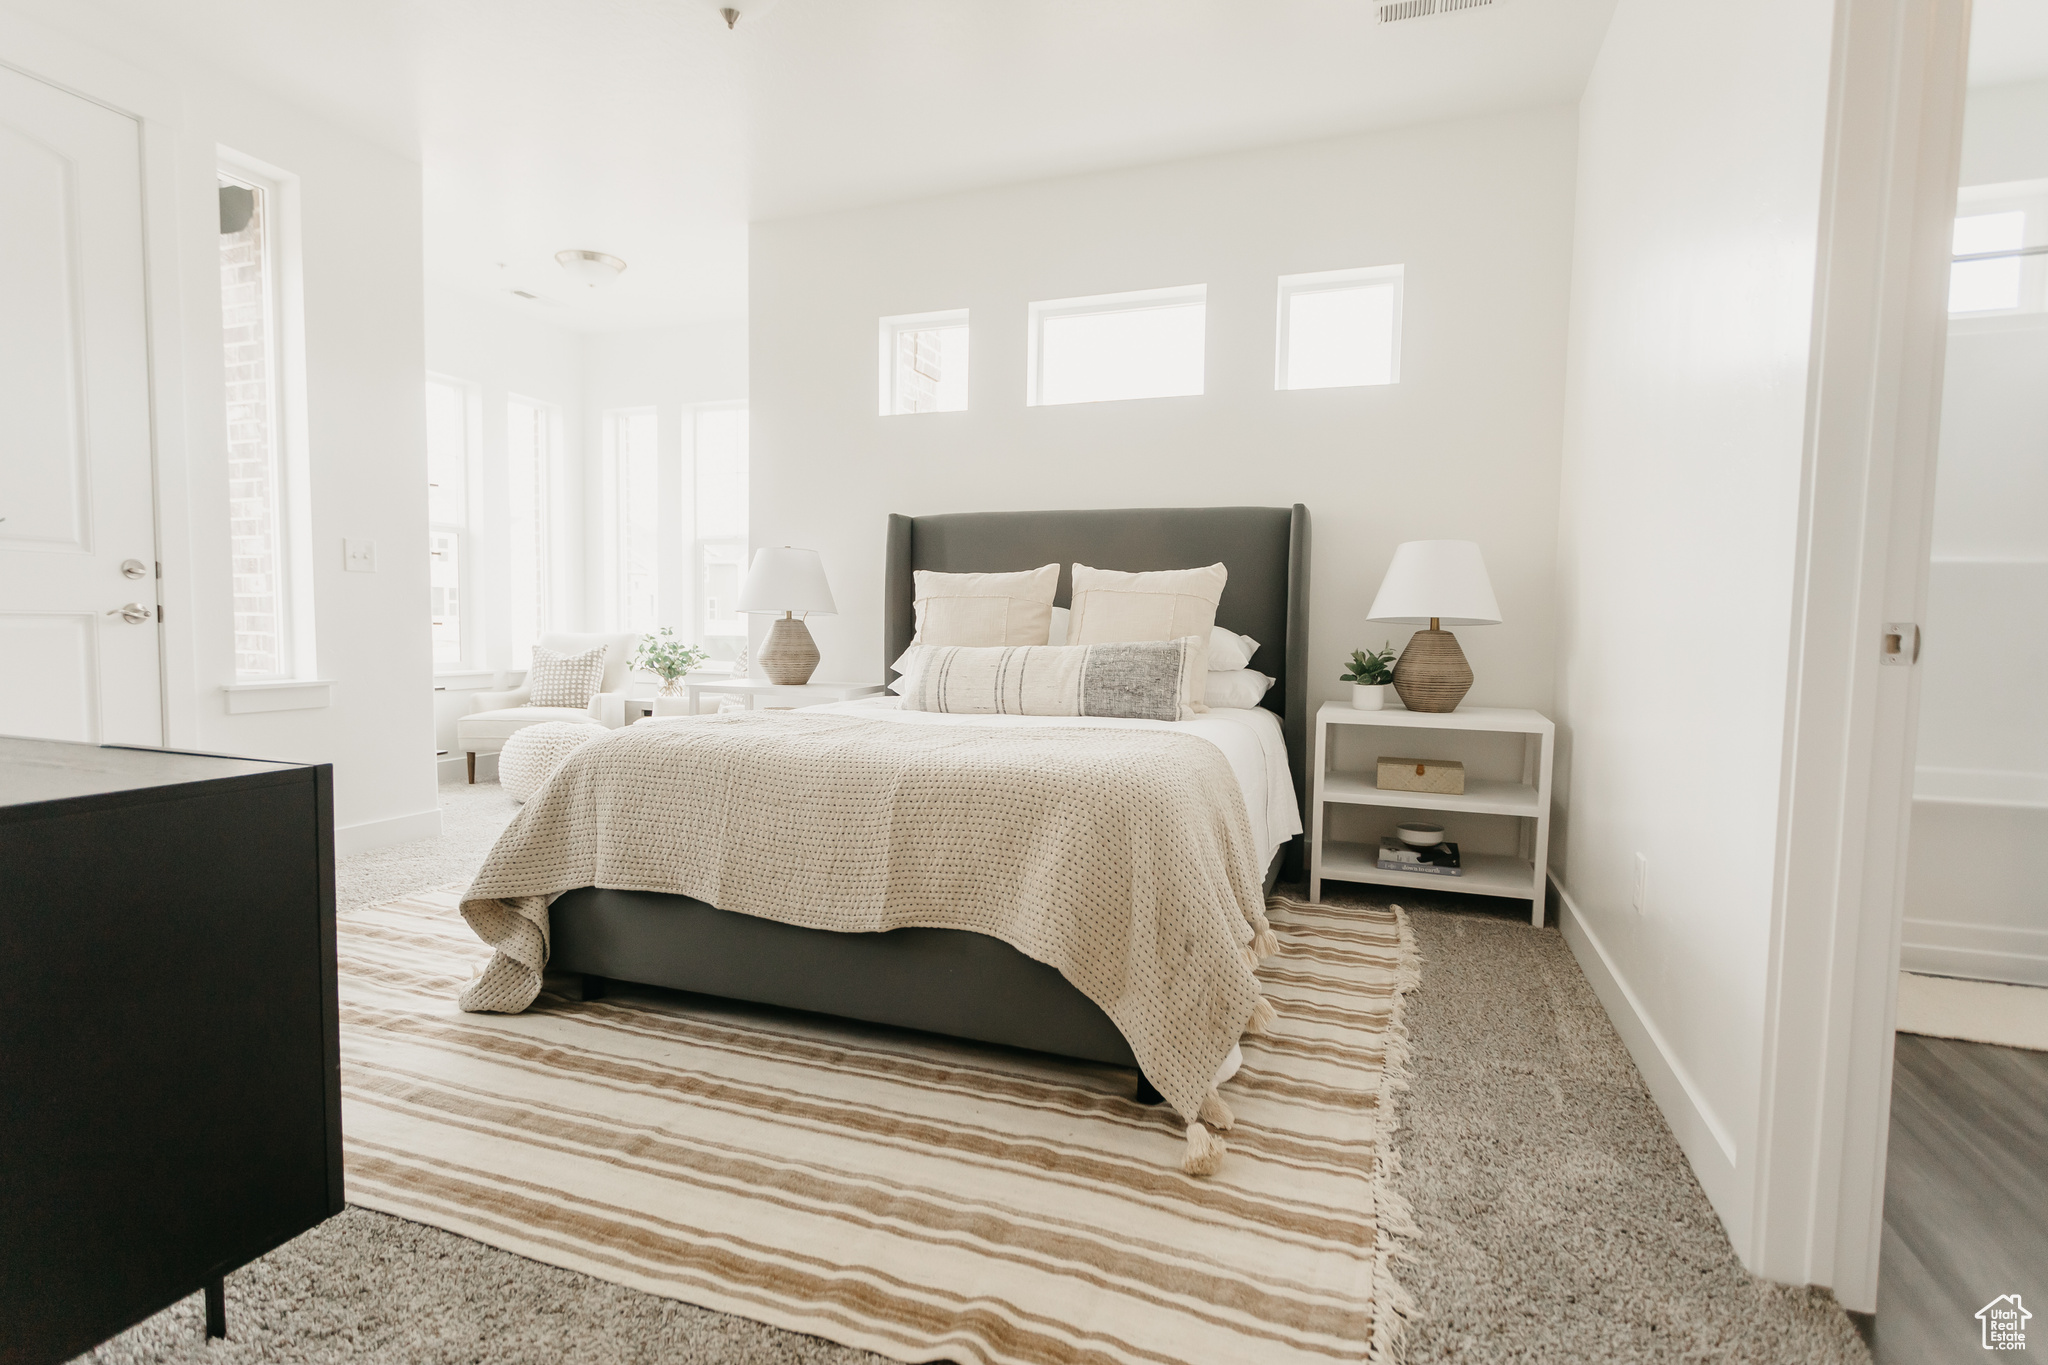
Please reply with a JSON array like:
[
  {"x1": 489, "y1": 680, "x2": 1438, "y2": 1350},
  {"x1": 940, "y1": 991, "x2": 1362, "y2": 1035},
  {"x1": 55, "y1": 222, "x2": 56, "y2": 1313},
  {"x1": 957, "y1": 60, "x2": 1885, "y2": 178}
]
[{"x1": 457, "y1": 712, "x2": 1278, "y2": 1173}]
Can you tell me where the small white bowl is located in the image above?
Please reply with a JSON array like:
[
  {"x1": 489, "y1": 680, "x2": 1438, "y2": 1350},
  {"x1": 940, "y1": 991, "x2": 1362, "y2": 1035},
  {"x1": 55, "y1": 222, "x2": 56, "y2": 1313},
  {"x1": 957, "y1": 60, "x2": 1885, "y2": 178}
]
[{"x1": 1395, "y1": 822, "x2": 1446, "y2": 848}]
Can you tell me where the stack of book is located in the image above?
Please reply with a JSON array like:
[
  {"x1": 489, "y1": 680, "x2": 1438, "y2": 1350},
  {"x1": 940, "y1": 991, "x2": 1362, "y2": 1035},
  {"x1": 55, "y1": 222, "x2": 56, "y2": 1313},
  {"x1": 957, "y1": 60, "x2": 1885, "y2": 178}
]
[{"x1": 1377, "y1": 837, "x2": 1462, "y2": 876}]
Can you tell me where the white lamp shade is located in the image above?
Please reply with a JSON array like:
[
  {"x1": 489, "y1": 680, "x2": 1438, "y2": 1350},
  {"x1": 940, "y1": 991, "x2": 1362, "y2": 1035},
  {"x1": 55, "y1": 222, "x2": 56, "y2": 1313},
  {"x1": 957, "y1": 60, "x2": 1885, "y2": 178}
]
[
  {"x1": 1366, "y1": 540, "x2": 1502, "y2": 626},
  {"x1": 737, "y1": 546, "x2": 837, "y2": 615}
]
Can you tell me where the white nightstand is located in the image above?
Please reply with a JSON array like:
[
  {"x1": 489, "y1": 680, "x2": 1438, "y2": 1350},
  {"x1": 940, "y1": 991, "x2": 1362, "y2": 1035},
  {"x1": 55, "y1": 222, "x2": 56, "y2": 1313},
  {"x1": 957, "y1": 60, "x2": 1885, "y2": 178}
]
[
  {"x1": 1309, "y1": 701, "x2": 1555, "y2": 926},
  {"x1": 676, "y1": 679, "x2": 886, "y2": 714}
]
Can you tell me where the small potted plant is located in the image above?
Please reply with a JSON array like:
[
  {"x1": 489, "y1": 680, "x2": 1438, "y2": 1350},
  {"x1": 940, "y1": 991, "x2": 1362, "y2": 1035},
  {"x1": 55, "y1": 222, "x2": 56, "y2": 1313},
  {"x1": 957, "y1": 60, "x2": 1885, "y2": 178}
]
[
  {"x1": 633, "y1": 627, "x2": 710, "y2": 698},
  {"x1": 1341, "y1": 643, "x2": 1398, "y2": 711}
]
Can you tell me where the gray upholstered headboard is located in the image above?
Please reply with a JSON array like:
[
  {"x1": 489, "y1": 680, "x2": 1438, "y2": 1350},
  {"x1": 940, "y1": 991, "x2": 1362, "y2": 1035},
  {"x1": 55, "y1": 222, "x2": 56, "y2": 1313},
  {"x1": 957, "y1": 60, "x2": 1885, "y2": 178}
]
[{"x1": 884, "y1": 506, "x2": 1312, "y2": 870}]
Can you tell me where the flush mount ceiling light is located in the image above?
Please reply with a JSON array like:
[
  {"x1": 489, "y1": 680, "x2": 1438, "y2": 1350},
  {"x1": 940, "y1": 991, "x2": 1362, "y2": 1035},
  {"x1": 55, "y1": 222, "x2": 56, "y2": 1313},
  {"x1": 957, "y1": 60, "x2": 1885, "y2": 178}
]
[
  {"x1": 709, "y1": 0, "x2": 778, "y2": 29},
  {"x1": 555, "y1": 249, "x2": 627, "y2": 289}
]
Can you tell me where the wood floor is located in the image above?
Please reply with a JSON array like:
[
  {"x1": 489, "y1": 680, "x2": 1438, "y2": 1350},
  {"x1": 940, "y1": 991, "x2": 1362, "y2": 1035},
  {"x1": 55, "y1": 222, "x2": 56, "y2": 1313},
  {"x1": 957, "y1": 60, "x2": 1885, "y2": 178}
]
[{"x1": 1869, "y1": 1034, "x2": 2048, "y2": 1362}]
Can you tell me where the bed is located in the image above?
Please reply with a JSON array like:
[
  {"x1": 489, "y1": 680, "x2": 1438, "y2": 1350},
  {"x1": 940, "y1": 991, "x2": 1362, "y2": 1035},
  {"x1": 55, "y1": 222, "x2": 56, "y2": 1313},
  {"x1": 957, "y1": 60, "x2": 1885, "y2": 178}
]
[{"x1": 524, "y1": 505, "x2": 1309, "y2": 1098}]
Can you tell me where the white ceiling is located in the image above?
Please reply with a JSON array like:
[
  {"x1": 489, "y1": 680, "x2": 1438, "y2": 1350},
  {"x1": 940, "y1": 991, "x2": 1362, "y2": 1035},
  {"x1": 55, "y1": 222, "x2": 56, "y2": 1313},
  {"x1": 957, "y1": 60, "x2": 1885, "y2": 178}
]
[
  {"x1": 1971, "y1": 0, "x2": 2048, "y2": 89},
  {"x1": 30, "y1": 0, "x2": 1628, "y2": 329}
]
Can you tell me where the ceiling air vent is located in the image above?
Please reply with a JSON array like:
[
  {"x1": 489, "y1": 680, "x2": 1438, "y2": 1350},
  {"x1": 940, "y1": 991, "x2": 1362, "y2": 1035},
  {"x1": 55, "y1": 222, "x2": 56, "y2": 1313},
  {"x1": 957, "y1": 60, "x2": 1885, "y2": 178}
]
[{"x1": 1377, "y1": 0, "x2": 1505, "y2": 22}]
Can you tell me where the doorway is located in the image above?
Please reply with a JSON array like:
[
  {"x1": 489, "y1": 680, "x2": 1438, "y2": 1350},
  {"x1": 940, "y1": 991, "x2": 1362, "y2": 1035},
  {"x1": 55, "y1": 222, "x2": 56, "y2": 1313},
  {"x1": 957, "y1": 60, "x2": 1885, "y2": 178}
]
[{"x1": 1870, "y1": 11, "x2": 2048, "y2": 1358}]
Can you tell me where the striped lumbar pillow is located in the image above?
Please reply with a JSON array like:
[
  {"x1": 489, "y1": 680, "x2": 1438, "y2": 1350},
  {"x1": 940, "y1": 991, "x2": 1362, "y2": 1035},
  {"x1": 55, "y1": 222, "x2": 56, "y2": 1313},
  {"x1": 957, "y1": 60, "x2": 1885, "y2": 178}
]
[
  {"x1": 897, "y1": 638, "x2": 1200, "y2": 722},
  {"x1": 526, "y1": 644, "x2": 607, "y2": 708}
]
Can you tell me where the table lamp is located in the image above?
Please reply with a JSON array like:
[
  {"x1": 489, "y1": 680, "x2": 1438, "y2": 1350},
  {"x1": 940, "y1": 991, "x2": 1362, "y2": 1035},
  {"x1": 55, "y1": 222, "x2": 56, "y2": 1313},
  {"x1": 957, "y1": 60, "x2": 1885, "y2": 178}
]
[
  {"x1": 1366, "y1": 540, "x2": 1501, "y2": 713},
  {"x1": 738, "y1": 546, "x2": 837, "y2": 684}
]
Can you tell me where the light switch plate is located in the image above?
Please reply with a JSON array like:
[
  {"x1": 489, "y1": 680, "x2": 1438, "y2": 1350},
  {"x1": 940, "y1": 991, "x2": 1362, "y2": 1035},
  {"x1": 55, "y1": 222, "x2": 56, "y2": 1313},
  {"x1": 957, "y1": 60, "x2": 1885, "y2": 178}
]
[{"x1": 344, "y1": 538, "x2": 377, "y2": 572}]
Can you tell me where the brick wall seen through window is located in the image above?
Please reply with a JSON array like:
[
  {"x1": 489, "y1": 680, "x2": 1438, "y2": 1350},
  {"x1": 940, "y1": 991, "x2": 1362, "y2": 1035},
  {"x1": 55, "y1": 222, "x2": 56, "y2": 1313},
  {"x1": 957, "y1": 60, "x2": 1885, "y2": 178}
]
[{"x1": 219, "y1": 174, "x2": 290, "y2": 679}]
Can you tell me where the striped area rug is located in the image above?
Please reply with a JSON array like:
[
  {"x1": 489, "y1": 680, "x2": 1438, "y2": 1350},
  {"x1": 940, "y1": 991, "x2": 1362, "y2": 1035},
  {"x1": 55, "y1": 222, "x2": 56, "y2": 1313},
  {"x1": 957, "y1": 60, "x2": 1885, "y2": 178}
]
[{"x1": 338, "y1": 889, "x2": 1417, "y2": 1364}]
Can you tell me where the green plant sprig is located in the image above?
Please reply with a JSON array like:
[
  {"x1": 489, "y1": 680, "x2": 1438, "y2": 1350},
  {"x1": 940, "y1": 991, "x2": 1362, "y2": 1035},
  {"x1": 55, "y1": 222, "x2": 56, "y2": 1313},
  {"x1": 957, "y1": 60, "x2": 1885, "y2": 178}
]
[
  {"x1": 1340, "y1": 643, "x2": 1397, "y2": 687},
  {"x1": 632, "y1": 626, "x2": 710, "y2": 682}
]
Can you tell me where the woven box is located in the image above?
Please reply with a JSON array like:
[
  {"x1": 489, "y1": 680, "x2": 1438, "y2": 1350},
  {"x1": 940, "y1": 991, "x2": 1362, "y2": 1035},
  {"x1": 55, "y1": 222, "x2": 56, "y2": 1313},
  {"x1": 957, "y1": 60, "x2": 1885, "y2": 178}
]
[{"x1": 1377, "y1": 756, "x2": 1466, "y2": 796}]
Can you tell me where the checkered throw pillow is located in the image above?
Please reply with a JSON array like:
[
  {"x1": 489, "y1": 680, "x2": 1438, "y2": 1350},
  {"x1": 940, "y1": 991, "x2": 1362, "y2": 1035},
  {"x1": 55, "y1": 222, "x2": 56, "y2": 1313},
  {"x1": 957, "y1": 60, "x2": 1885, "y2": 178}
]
[{"x1": 527, "y1": 644, "x2": 607, "y2": 708}]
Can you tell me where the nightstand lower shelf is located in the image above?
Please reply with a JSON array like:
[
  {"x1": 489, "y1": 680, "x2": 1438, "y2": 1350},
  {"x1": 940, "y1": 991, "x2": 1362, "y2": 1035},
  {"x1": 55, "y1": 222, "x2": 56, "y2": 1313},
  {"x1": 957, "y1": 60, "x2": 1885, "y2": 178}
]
[{"x1": 1317, "y1": 840, "x2": 1539, "y2": 901}]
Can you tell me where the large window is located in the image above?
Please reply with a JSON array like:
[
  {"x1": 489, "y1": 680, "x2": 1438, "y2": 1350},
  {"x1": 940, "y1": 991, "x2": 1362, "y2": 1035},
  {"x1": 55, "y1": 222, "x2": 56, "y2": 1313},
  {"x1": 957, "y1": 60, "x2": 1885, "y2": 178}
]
[
  {"x1": 507, "y1": 397, "x2": 555, "y2": 667},
  {"x1": 1027, "y1": 285, "x2": 1206, "y2": 406},
  {"x1": 426, "y1": 377, "x2": 473, "y2": 668},
  {"x1": 1950, "y1": 181, "x2": 2048, "y2": 316},
  {"x1": 1275, "y1": 266, "x2": 1403, "y2": 389},
  {"x1": 691, "y1": 404, "x2": 749, "y2": 661},
  {"x1": 607, "y1": 409, "x2": 661, "y2": 633},
  {"x1": 879, "y1": 310, "x2": 969, "y2": 414},
  {"x1": 219, "y1": 169, "x2": 294, "y2": 678}
]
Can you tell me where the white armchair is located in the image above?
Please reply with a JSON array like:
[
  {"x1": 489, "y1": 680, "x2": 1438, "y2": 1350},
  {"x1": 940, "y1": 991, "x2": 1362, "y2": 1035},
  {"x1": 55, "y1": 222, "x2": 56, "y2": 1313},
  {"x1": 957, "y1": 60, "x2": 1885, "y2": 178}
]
[{"x1": 456, "y1": 631, "x2": 643, "y2": 783}]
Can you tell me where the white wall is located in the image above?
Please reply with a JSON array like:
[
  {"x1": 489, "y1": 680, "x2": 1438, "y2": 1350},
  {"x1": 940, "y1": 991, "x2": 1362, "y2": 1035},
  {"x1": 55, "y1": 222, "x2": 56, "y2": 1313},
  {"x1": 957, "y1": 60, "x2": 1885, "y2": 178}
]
[
  {"x1": 750, "y1": 110, "x2": 1577, "y2": 715},
  {"x1": 182, "y1": 64, "x2": 437, "y2": 851},
  {"x1": 1958, "y1": 77, "x2": 2048, "y2": 186},
  {"x1": 1903, "y1": 79, "x2": 2048, "y2": 986},
  {"x1": 1549, "y1": 0, "x2": 1839, "y2": 1263},
  {"x1": 0, "y1": 4, "x2": 442, "y2": 853}
]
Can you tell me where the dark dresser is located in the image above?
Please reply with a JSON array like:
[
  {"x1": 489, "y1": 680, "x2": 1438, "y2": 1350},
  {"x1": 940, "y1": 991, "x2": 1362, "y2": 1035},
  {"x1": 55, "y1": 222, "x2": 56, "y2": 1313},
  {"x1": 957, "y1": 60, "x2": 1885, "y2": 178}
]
[{"x1": 0, "y1": 739, "x2": 343, "y2": 1364}]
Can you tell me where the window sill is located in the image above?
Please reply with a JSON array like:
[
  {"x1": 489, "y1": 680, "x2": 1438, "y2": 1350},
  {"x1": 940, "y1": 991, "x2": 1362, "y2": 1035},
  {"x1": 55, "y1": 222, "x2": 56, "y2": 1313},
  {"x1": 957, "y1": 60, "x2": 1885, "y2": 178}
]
[
  {"x1": 433, "y1": 669, "x2": 497, "y2": 689},
  {"x1": 222, "y1": 679, "x2": 333, "y2": 714},
  {"x1": 1947, "y1": 310, "x2": 2048, "y2": 334}
]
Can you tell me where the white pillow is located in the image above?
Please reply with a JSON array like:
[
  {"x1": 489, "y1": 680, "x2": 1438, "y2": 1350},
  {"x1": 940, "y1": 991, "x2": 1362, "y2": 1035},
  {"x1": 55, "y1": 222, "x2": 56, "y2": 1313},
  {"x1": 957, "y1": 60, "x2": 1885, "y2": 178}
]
[
  {"x1": 1207, "y1": 628, "x2": 1259, "y2": 672},
  {"x1": 1049, "y1": 606, "x2": 1254, "y2": 673},
  {"x1": 912, "y1": 564, "x2": 1059, "y2": 647},
  {"x1": 1203, "y1": 669, "x2": 1274, "y2": 710},
  {"x1": 888, "y1": 645, "x2": 924, "y2": 694},
  {"x1": 1069, "y1": 562, "x2": 1228, "y2": 710}
]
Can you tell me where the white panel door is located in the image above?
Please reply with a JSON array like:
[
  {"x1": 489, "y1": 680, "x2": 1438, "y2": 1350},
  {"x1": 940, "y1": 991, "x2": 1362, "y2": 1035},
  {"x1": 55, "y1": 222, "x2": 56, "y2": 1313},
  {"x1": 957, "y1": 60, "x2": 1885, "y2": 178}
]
[{"x1": 0, "y1": 65, "x2": 159, "y2": 745}]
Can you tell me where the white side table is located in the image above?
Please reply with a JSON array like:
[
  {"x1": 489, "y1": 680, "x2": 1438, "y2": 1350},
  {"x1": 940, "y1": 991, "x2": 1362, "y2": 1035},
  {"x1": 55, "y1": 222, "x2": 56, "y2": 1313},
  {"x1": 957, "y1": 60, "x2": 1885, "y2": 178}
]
[
  {"x1": 1309, "y1": 701, "x2": 1555, "y2": 926},
  {"x1": 676, "y1": 679, "x2": 886, "y2": 714}
]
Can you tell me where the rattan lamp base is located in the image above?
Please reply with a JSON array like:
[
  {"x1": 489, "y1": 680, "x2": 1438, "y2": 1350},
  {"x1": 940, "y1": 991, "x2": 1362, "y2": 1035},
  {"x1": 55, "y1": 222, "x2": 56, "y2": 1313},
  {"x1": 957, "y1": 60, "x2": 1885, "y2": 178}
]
[
  {"x1": 1392, "y1": 628, "x2": 1474, "y2": 713},
  {"x1": 758, "y1": 615, "x2": 821, "y2": 685}
]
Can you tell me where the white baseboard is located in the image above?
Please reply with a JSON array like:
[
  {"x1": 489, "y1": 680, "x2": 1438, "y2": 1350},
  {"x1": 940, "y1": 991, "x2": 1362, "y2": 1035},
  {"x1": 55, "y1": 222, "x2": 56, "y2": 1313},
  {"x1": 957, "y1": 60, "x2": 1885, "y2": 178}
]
[
  {"x1": 335, "y1": 807, "x2": 443, "y2": 856},
  {"x1": 1551, "y1": 871, "x2": 1748, "y2": 1247},
  {"x1": 1900, "y1": 918, "x2": 2048, "y2": 987}
]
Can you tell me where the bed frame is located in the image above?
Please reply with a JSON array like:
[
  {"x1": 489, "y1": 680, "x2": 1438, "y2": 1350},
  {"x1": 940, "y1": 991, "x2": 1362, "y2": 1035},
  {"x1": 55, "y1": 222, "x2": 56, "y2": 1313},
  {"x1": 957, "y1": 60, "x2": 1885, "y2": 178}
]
[{"x1": 547, "y1": 505, "x2": 1310, "y2": 1077}]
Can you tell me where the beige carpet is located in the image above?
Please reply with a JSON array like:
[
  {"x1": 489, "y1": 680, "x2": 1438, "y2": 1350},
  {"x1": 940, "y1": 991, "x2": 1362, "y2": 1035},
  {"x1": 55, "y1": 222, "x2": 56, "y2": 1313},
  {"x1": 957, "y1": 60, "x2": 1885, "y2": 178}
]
[{"x1": 337, "y1": 888, "x2": 1417, "y2": 1365}]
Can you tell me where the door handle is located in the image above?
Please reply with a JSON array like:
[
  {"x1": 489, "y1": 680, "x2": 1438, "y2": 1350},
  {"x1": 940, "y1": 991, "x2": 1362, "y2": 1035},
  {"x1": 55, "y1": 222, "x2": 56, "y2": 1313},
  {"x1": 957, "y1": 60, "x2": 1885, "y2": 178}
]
[{"x1": 105, "y1": 603, "x2": 151, "y2": 625}]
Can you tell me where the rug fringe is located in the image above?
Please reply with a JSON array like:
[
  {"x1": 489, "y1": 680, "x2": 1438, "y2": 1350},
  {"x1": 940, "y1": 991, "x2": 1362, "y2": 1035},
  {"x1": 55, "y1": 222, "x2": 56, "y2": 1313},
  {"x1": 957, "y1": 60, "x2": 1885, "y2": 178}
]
[
  {"x1": 1181, "y1": 1121, "x2": 1228, "y2": 1176},
  {"x1": 1366, "y1": 902, "x2": 1423, "y2": 1364},
  {"x1": 1261, "y1": 890, "x2": 1423, "y2": 1360}
]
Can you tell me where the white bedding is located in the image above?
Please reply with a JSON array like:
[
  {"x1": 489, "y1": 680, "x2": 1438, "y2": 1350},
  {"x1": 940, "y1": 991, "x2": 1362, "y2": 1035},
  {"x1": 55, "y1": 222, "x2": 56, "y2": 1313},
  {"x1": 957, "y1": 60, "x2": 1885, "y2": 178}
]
[{"x1": 803, "y1": 695, "x2": 1304, "y2": 872}]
